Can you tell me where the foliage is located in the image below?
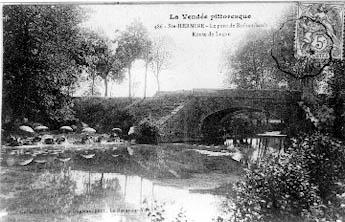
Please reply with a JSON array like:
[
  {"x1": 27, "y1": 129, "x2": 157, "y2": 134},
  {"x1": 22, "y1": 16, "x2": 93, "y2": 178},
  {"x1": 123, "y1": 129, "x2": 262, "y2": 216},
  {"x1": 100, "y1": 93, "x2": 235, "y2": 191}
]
[
  {"x1": 78, "y1": 28, "x2": 126, "y2": 97},
  {"x1": 298, "y1": 101, "x2": 336, "y2": 134},
  {"x1": 73, "y1": 97, "x2": 135, "y2": 133},
  {"x1": 117, "y1": 20, "x2": 149, "y2": 66},
  {"x1": 223, "y1": 30, "x2": 287, "y2": 90},
  {"x1": 135, "y1": 118, "x2": 160, "y2": 144},
  {"x1": 116, "y1": 20, "x2": 151, "y2": 97},
  {"x1": 141, "y1": 35, "x2": 152, "y2": 98},
  {"x1": 3, "y1": 5, "x2": 87, "y2": 127},
  {"x1": 82, "y1": 78, "x2": 102, "y2": 97},
  {"x1": 327, "y1": 60, "x2": 345, "y2": 140},
  {"x1": 221, "y1": 112, "x2": 258, "y2": 139},
  {"x1": 232, "y1": 152, "x2": 321, "y2": 222},
  {"x1": 302, "y1": 197, "x2": 345, "y2": 222},
  {"x1": 292, "y1": 133, "x2": 345, "y2": 202},
  {"x1": 144, "y1": 200, "x2": 166, "y2": 222},
  {"x1": 149, "y1": 36, "x2": 173, "y2": 92},
  {"x1": 173, "y1": 208, "x2": 189, "y2": 222},
  {"x1": 231, "y1": 133, "x2": 345, "y2": 222},
  {"x1": 222, "y1": 7, "x2": 300, "y2": 91},
  {"x1": 144, "y1": 201, "x2": 190, "y2": 222}
]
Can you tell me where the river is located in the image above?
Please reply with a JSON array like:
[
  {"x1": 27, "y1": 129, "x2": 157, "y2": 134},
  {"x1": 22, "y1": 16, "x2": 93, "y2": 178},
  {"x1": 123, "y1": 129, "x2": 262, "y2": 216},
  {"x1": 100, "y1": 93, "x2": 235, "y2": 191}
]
[{"x1": 0, "y1": 168, "x2": 235, "y2": 222}]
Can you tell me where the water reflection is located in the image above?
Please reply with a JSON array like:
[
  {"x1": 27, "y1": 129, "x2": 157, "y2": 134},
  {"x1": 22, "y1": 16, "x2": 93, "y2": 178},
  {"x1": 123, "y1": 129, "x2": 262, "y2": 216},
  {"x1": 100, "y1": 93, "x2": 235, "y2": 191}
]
[
  {"x1": 9, "y1": 169, "x2": 76, "y2": 214},
  {"x1": 71, "y1": 170, "x2": 225, "y2": 222},
  {"x1": 222, "y1": 136, "x2": 285, "y2": 165},
  {"x1": 2, "y1": 169, "x2": 226, "y2": 222}
]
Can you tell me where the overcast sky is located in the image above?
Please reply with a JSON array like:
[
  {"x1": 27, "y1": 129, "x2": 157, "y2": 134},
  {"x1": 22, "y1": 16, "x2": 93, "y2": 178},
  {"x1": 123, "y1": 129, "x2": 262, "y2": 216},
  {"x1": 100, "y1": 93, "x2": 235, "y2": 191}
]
[{"x1": 76, "y1": 2, "x2": 292, "y2": 97}]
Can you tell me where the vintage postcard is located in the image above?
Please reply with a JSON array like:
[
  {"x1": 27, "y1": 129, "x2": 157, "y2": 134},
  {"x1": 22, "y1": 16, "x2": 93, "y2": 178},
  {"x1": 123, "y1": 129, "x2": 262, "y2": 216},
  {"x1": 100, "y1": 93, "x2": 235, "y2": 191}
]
[{"x1": 1, "y1": 1, "x2": 345, "y2": 222}]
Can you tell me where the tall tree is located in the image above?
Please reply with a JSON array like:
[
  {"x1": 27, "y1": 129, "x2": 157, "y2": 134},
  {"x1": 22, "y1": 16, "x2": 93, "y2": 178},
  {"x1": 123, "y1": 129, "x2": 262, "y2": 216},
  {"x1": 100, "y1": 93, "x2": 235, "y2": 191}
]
[
  {"x1": 223, "y1": 28, "x2": 299, "y2": 90},
  {"x1": 142, "y1": 40, "x2": 152, "y2": 98},
  {"x1": 224, "y1": 30, "x2": 279, "y2": 89},
  {"x1": 149, "y1": 36, "x2": 172, "y2": 92},
  {"x1": 222, "y1": 6, "x2": 301, "y2": 91},
  {"x1": 3, "y1": 5, "x2": 87, "y2": 126},
  {"x1": 96, "y1": 40, "x2": 125, "y2": 97},
  {"x1": 78, "y1": 29, "x2": 125, "y2": 97},
  {"x1": 77, "y1": 29, "x2": 100, "y2": 96},
  {"x1": 117, "y1": 21, "x2": 150, "y2": 98}
]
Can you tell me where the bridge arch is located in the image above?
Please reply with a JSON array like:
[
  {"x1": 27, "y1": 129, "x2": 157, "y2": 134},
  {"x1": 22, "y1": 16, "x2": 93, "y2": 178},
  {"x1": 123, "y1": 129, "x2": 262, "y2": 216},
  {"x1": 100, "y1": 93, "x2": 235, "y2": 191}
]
[{"x1": 199, "y1": 106, "x2": 284, "y2": 144}]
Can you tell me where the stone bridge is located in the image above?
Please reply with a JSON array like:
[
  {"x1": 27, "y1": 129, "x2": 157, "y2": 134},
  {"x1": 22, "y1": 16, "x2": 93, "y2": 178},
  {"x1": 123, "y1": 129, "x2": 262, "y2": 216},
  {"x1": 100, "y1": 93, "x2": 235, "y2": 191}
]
[
  {"x1": 145, "y1": 89, "x2": 302, "y2": 143},
  {"x1": 88, "y1": 89, "x2": 302, "y2": 143}
]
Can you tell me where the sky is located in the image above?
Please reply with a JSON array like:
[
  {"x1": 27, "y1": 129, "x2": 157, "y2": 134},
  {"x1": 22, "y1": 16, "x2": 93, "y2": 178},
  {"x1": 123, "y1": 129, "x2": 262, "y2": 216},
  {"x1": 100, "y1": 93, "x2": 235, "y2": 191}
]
[{"x1": 76, "y1": 2, "x2": 292, "y2": 97}]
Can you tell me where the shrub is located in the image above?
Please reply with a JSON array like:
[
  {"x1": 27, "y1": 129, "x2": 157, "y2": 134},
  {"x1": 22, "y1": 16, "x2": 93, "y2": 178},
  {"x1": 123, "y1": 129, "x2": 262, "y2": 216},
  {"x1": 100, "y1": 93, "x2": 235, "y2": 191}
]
[
  {"x1": 73, "y1": 97, "x2": 135, "y2": 134},
  {"x1": 231, "y1": 133, "x2": 345, "y2": 222},
  {"x1": 135, "y1": 118, "x2": 160, "y2": 144},
  {"x1": 302, "y1": 200, "x2": 345, "y2": 222},
  {"x1": 292, "y1": 133, "x2": 345, "y2": 202},
  {"x1": 298, "y1": 102, "x2": 336, "y2": 134},
  {"x1": 232, "y1": 152, "x2": 321, "y2": 222}
]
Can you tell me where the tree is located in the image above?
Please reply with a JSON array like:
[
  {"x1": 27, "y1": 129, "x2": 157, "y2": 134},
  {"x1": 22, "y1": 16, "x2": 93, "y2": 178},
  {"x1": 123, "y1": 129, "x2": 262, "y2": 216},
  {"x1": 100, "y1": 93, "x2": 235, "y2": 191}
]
[
  {"x1": 82, "y1": 79, "x2": 102, "y2": 97},
  {"x1": 117, "y1": 21, "x2": 150, "y2": 98},
  {"x1": 78, "y1": 29, "x2": 126, "y2": 97},
  {"x1": 96, "y1": 40, "x2": 125, "y2": 97},
  {"x1": 76, "y1": 29, "x2": 101, "y2": 96},
  {"x1": 223, "y1": 19, "x2": 301, "y2": 90},
  {"x1": 3, "y1": 5, "x2": 87, "y2": 127},
  {"x1": 223, "y1": 30, "x2": 288, "y2": 90},
  {"x1": 149, "y1": 36, "x2": 172, "y2": 93},
  {"x1": 142, "y1": 40, "x2": 152, "y2": 98}
]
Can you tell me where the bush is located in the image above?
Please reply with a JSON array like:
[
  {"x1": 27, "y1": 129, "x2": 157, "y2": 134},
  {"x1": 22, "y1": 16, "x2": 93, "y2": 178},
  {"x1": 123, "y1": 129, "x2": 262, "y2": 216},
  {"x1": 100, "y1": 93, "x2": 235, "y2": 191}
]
[
  {"x1": 232, "y1": 152, "x2": 321, "y2": 222},
  {"x1": 302, "y1": 199, "x2": 345, "y2": 222},
  {"x1": 135, "y1": 118, "x2": 160, "y2": 144},
  {"x1": 231, "y1": 133, "x2": 345, "y2": 222},
  {"x1": 73, "y1": 97, "x2": 135, "y2": 134},
  {"x1": 292, "y1": 133, "x2": 345, "y2": 202}
]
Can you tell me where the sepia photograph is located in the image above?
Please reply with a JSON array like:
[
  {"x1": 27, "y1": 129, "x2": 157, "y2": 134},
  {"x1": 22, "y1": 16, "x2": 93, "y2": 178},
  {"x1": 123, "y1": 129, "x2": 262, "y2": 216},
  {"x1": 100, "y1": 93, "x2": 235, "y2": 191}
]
[{"x1": 0, "y1": 1, "x2": 345, "y2": 221}]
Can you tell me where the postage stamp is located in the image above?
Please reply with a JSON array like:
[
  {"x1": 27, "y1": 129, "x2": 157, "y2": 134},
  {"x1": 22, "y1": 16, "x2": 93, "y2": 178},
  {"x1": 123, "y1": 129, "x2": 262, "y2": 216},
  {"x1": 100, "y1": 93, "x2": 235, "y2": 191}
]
[{"x1": 295, "y1": 2, "x2": 344, "y2": 60}]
